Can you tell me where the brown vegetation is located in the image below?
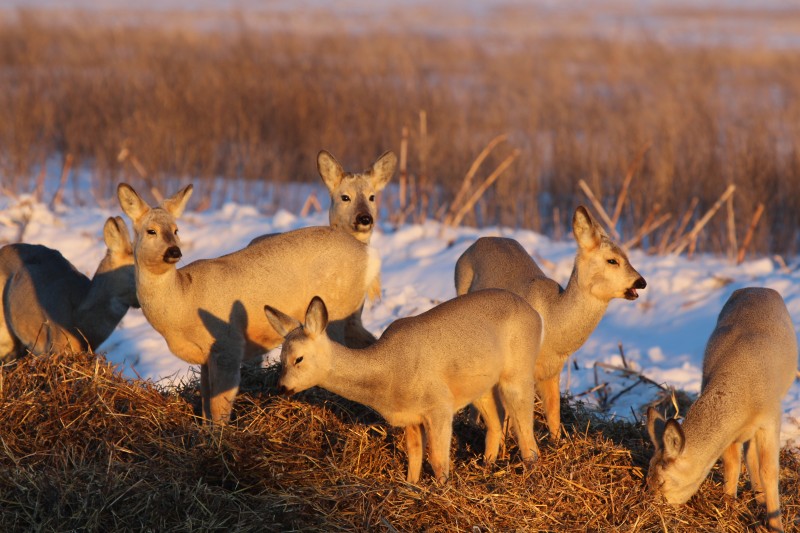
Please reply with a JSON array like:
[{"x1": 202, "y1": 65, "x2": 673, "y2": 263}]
[
  {"x1": 1, "y1": 10, "x2": 800, "y2": 255},
  {"x1": 1, "y1": 350, "x2": 798, "y2": 531}
]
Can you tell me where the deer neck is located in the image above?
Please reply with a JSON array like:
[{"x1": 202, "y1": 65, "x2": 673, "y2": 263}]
[
  {"x1": 73, "y1": 255, "x2": 131, "y2": 349},
  {"x1": 544, "y1": 262, "x2": 609, "y2": 356},
  {"x1": 321, "y1": 342, "x2": 391, "y2": 414},
  {"x1": 133, "y1": 260, "x2": 189, "y2": 332}
]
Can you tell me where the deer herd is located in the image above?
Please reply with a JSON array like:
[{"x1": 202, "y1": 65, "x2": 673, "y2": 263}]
[{"x1": 1, "y1": 149, "x2": 797, "y2": 531}]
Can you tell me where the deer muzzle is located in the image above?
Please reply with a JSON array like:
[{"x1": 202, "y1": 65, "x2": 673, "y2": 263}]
[{"x1": 163, "y1": 246, "x2": 182, "y2": 264}]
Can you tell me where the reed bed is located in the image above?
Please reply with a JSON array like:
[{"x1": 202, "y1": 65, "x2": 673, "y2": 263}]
[{"x1": 1, "y1": 350, "x2": 798, "y2": 531}]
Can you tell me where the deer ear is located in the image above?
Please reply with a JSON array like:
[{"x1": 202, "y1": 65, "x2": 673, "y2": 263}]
[
  {"x1": 117, "y1": 183, "x2": 150, "y2": 225},
  {"x1": 264, "y1": 305, "x2": 301, "y2": 338},
  {"x1": 304, "y1": 296, "x2": 329, "y2": 338},
  {"x1": 161, "y1": 184, "x2": 193, "y2": 218},
  {"x1": 646, "y1": 407, "x2": 667, "y2": 451},
  {"x1": 370, "y1": 151, "x2": 397, "y2": 192},
  {"x1": 103, "y1": 217, "x2": 133, "y2": 254},
  {"x1": 662, "y1": 419, "x2": 686, "y2": 460},
  {"x1": 572, "y1": 205, "x2": 607, "y2": 251},
  {"x1": 317, "y1": 150, "x2": 344, "y2": 193}
]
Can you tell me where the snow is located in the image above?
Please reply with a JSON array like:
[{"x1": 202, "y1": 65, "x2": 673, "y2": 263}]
[{"x1": 2, "y1": 191, "x2": 799, "y2": 447}]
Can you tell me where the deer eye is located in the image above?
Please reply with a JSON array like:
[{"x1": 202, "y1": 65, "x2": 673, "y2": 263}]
[
  {"x1": 174, "y1": 229, "x2": 179, "y2": 236},
  {"x1": 607, "y1": 259, "x2": 619, "y2": 265},
  {"x1": 369, "y1": 194, "x2": 375, "y2": 202},
  {"x1": 294, "y1": 356, "x2": 304, "y2": 366},
  {"x1": 341, "y1": 195, "x2": 350, "y2": 202},
  {"x1": 146, "y1": 229, "x2": 157, "y2": 236}
]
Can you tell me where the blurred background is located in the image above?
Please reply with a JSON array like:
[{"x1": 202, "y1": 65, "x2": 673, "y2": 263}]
[{"x1": 1, "y1": 0, "x2": 799, "y2": 255}]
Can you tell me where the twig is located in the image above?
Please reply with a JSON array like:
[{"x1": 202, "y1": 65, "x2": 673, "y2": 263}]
[
  {"x1": 665, "y1": 196, "x2": 699, "y2": 253},
  {"x1": 593, "y1": 362, "x2": 667, "y2": 391},
  {"x1": 736, "y1": 202, "x2": 764, "y2": 264},
  {"x1": 448, "y1": 149, "x2": 520, "y2": 229},
  {"x1": 726, "y1": 193, "x2": 737, "y2": 263},
  {"x1": 577, "y1": 179, "x2": 620, "y2": 240},
  {"x1": 299, "y1": 192, "x2": 321, "y2": 217},
  {"x1": 773, "y1": 254, "x2": 791, "y2": 274},
  {"x1": 50, "y1": 154, "x2": 74, "y2": 209},
  {"x1": 399, "y1": 126, "x2": 408, "y2": 211},
  {"x1": 618, "y1": 342, "x2": 628, "y2": 369},
  {"x1": 671, "y1": 184, "x2": 736, "y2": 256},
  {"x1": 611, "y1": 141, "x2": 651, "y2": 227},
  {"x1": 623, "y1": 213, "x2": 672, "y2": 249}
]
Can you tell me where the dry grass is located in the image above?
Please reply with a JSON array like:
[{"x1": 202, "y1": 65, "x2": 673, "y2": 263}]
[
  {"x1": 2, "y1": 10, "x2": 800, "y2": 255},
  {"x1": 1, "y1": 350, "x2": 798, "y2": 532}
]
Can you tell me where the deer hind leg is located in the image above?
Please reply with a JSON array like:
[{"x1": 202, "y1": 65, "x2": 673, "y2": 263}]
[
  {"x1": 499, "y1": 380, "x2": 539, "y2": 465},
  {"x1": 755, "y1": 421, "x2": 783, "y2": 533},
  {"x1": 744, "y1": 439, "x2": 764, "y2": 503},
  {"x1": 423, "y1": 411, "x2": 453, "y2": 484},
  {"x1": 538, "y1": 374, "x2": 562, "y2": 440},
  {"x1": 405, "y1": 424, "x2": 424, "y2": 483},
  {"x1": 472, "y1": 387, "x2": 505, "y2": 465},
  {"x1": 721, "y1": 441, "x2": 742, "y2": 498}
]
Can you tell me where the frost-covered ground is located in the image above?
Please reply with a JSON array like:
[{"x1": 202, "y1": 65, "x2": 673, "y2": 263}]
[{"x1": 1, "y1": 191, "x2": 799, "y2": 446}]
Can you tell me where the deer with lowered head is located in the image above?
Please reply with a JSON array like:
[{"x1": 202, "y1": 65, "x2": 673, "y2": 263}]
[
  {"x1": 117, "y1": 183, "x2": 380, "y2": 424},
  {"x1": 265, "y1": 289, "x2": 543, "y2": 484},
  {"x1": 647, "y1": 287, "x2": 797, "y2": 533},
  {"x1": 0, "y1": 216, "x2": 139, "y2": 360},
  {"x1": 455, "y1": 206, "x2": 646, "y2": 439},
  {"x1": 251, "y1": 150, "x2": 396, "y2": 348}
]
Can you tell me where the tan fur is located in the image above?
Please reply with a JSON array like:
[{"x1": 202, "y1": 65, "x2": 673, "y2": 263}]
[
  {"x1": 0, "y1": 217, "x2": 138, "y2": 360},
  {"x1": 265, "y1": 289, "x2": 543, "y2": 484},
  {"x1": 647, "y1": 288, "x2": 797, "y2": 533},
  {"x1": 117, "y1": 183, "x2": 380, "y2": 424},
  {"x1": 249, "y1": 150, "x2": 396, "y2": 348},
  {"x1": 454, "y1": 206, "x2": 646, "y2": 439}
]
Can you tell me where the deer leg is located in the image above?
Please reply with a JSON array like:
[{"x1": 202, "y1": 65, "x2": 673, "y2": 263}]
[
  {"x1": 423, "y1": 411, "x2": 453, "y2": 484},
  {"x1": 207, "y1": 349, "x2": 242, "y2": 424},
  {"x1": 721, "y1": 441, "x2": 742, "y2": 498},
  {"x1": 342, "y1": 307, "x2": 376, "y2": 348},
  {"x1": 538, "y1": 374, "x2": 562, "y2": 440},
  {"x1": 200, "y1": 363, "x2": 212, "y2": 421},
  {"x1": 744, "y1": 439, "x2": 764, "y2": 503},
  {"x1": 472, "y1": 387, "x2": 504, "y2": 465},
  {"x1": 756, "y1": 422, "x2": 783, "y2": 533},
  {"x1": 499, "y1": 381, "x2": 539, "y2": 465},
  {"x1": 405, "y1": 424, "x2": 424, "y2": 483}
]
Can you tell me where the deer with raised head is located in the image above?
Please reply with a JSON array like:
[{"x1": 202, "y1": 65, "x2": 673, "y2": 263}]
[
  {"x1": 265, "y1": 289, "x2": 543, "y2": 484},
  {"x1": 0, "y1": 216, "x2": 138, "y2": 360},
  {"x1": 117, "y1": 183, "x2": 380, "y2": 424},
  {"x1": 454, "y1": 206, "x2": 646, "y2": 439},
  {"x1": 251, "y1": 150, "x2": 396, "y2": 348},
  {"x1": 647, "y1": 288, "x2": 797, "y2": 533}
]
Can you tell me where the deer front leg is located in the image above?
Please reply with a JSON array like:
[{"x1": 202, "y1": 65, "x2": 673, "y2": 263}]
[
  {"x1": 472, "y1": 388, "x2": 504, "y2": 465},
  {"x1": 721, "y1": 441, "x2": 742, "y2": 498},
  {"x1": 499, "y1": 381, "x2": 539, "y2": 465},
  {"x1": 756, "y1": 424, "x2": 784, "y2": 533},
  {"x1": 538, "y1": 374, "x2": 561, "y2": 440},
  {"x1": 423, "y1": 411, "x2": 453, "y2": 484},
  {"x1": 405, "y1": 424, "x2": 424, "y2": 483},
  {"x1": 744, "y1": 439, "x2": 764, "y2": 502},
  {"x1": 206, "y1": 348, "x2": 243, "y2": 424}
]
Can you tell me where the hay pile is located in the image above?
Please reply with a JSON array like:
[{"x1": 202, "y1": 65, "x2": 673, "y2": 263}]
[{"x1": 1, "y1": 351, "x2": 798, "y2": 532}]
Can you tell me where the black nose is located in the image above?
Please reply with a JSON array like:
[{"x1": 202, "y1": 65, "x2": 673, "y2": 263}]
[
  {"x1": 634, "y1": 277, "x2": 647, "y2": 290},
  {"x1": 164, "y1": 246, "x2": 182, "y2": 261},
  {"x1": 356, "y1": 213, "x2": 373, "y2": 227}
]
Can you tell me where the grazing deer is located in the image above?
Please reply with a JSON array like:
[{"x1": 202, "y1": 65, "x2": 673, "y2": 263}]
[
  {"x1": 117, "y1": 183, "x2": 380, "y2": 424},
  {"x1": 265, "y1": 289, "x2": 543, "y2": 484},
  {"x1": 647, "y1": 288, "x2": 797, "y2": 533},
  {"x1": 454, "y1": 206, "x2": 646, "y2": 439},
  {"x1": 251, "y1": 150, "x2": 396, "y2": 348},
  {"x1": 0, "y1": 217, "x2": 138, "y2": 360}
]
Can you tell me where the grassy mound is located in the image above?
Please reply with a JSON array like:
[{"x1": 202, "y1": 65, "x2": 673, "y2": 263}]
[{"x1": 1, "y1": 351, "x2": 798, "y2": 531}]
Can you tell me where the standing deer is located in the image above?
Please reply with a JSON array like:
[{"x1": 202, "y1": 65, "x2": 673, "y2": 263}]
[
  {"x1": 251, "y1": 150, "x2": 396, "y2": 348},
  {"x1": 0, "y1": 216, "x2": 138, "y2": 360},
  {"x1": 647, "y1": 288, "x2": 797, "y2": 533},
  {"x1": 265, "y1": 289, "x2": 542, "y2": 484},
  {"x1": 117, "y1": 183, "x2": 380, "y2": 424},
  {"x1": 454, "y1": 206, "x2": 646, "y2": 439}
]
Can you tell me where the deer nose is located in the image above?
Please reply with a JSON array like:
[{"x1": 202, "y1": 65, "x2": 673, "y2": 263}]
[
  {"x1": 164, "y1": 246, "x2": 182, "y2": 263},
  {"x1": 633, "y1": 277, "x2": 647, "y2": 290},
  {"x1": 356, "y1": 213, "x2": 373, "y2": 227}
]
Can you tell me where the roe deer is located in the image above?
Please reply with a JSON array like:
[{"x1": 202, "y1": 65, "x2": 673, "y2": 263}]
[
  {"x1": 117, "y1": 183, "x2": 380, "y2": 424},
  {"x1": 251, "y1": 150, "x2": 396, "y2": 348},
  {"x1": 0, "y1": 217, "x2": 138, "y2": 360},
  {"x1": 647, "y1": 288, "x2": 797, "y2": 533},
  {"x1": 454, "y1": 206, "x2": 646, "y2": 439},
  {"x1": 265, "y1": 289, "x2": 543, "y2": 484}
]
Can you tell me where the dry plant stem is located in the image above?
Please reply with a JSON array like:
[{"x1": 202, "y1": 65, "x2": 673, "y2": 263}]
[
  {"x1": 623, "y1": 213, "x2": 672, "y2": 249},
  {"x1": 667, "y1": 196, "x2": 700, "y2": 252},
  {"x1": 299, "y1": 192, "x2": 321, "y2": 217},
  {"x1": 726, "y1": 194, "x2": 737, "y2": 262},
  {"x1": 577, "y1": 179, "x2": 620, "y2": 240},
  {"x1": 611, "y1": 141, "x2": 651, "y2": 227},
  {"x1": 671, "y1": 185, "x2": 736, "y2": 256},
  {"x1": 49, "y1": 154, "x2": 74, "y2": 209},
  {"x1": 444, "y1": 133, "x2": 509, "y2": 227},
  {"x1": 399, "y1": 126, "x2": 408, "y2": 211},
  {"x1": 449, "y1": 149, "x2": 520, "y2": 229},
  {"x1": 736, "y1": 202, "x2": 765, "y2": 264},
  {"x1": 657, "y1": 220, "x2": 677, "y2": 255}
]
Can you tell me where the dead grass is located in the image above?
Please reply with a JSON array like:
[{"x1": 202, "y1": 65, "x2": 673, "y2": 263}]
[{"x1": 1, "y1": 351, "x2": 798, "y2": 532}]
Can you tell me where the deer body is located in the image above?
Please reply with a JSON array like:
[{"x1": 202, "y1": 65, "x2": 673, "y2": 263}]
[
  {"x1": 455, "y1": 206, "x2": 646, "y2": 438},
  {"x1": 266, "y1": 289, "x2": 542, "y2": 483},
  {"x1": 249, "y1": 150, "x2": 396, "y2": 348},
  {"x1": 118, "y1": 183, "x2": 380, "y2": 424},
  {"x1": 647, "y1": 288, "x2": 797, "y2": 533},
  {"x1": 0, "y1": 217, "x2": 138, "y2": 360}
]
